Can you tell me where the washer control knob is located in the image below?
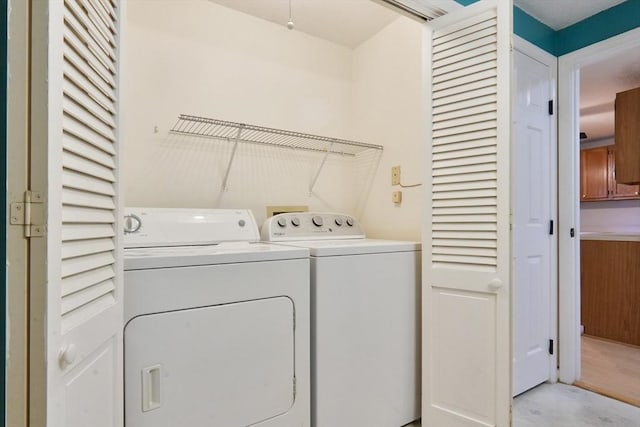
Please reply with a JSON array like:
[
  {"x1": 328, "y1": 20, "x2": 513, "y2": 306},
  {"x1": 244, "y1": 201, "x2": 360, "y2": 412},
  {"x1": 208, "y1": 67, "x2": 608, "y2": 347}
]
[
  {"x1": 335, "y1": 218, "x2": 343, "y2": 226},
  {"x1": 346, "y1": 218, "x2": 354, "y2": 227},
  {"x1": 124, "y1": 214, "x2": 142, "y2": 233},
  {"x1": 312, "y1": 216, "x2": 324, "y2": 227},
  {"x1": 277, "y1": 217, "x2": 287, "y2": 228},
  {"x1": 291, "y1": 217, "x2": 301, "y2": 227}
]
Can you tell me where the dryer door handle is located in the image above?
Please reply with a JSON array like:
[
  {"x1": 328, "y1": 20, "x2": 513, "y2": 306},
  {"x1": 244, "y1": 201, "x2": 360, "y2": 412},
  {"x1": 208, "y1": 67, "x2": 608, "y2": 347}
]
[{"x1": 142, "y1": 364, "x2": 162, "y2": 412}]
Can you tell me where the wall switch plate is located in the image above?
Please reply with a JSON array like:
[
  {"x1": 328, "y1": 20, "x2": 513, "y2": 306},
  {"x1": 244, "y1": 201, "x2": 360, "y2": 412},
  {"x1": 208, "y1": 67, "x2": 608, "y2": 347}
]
[
  {"x1": 392, "y1": 191, "x2": 402, "y2": 204},
  {"x1": 391, "y1": 165, "x2": 401, "y2": 185}
]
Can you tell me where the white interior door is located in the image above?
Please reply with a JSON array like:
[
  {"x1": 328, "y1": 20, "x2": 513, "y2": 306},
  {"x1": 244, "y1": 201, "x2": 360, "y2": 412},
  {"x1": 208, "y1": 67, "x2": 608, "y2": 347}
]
[
  {"x1": 423, "y1": 1, "x2": 512, "y2": 425},
  {"x1": 32, "y1": 1, "x2": 124, "y2": 426},
  {"x1": 512, "y1": 47, "x2": 555, "y2": 396}
]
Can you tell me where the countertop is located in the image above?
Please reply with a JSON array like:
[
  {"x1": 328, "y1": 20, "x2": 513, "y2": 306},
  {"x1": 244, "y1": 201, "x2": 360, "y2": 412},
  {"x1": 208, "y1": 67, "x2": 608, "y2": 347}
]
[{"x1": 580, "y1": 231, "x2": 640, "y2": 242}]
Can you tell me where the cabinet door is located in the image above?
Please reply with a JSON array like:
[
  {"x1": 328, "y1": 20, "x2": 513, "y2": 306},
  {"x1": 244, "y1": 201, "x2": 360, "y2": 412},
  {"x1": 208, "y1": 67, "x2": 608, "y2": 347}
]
[
  {"x1": 610, "y1": 147, "x2": 640, "y2": 199},
  {"x1": 580, "y1": 147, "x2": 609, "y2": 200},
  {"x1": 615, "y1": 87, "x2": 640, "y2": 185}
]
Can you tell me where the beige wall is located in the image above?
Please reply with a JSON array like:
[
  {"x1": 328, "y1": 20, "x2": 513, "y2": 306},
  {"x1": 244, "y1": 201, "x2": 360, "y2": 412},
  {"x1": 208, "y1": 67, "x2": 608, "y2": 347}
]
[
  {"x1": 123, "y1": 0, "x2": 424, "y2": 238},
  {"x1": 352, "y1": 18, "x2": 425, "y2": 241}
]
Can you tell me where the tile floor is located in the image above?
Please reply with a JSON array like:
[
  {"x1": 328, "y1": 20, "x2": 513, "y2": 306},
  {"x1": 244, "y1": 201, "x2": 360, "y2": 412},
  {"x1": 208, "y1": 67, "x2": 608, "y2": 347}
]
[
  {"x1": 405, "y1": 382, "x2": 640, "y2": 426},
  {"x1": 513, "y1": 383, "x2": 640, "y2": 426}
]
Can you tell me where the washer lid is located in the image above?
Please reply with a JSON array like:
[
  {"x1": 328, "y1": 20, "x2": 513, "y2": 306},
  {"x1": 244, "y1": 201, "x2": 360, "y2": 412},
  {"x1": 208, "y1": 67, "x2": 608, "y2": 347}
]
[
  {"x1": 124, "y1": 242, "x2": 309, "y2": 270},
  {"x1": 275, "y1": 239, "x2": 421, "y2": 257}
]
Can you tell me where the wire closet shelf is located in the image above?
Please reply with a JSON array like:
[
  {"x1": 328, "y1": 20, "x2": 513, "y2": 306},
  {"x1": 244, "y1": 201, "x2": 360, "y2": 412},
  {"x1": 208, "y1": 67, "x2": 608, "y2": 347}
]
[
  {"x1": 169, "y1": 114, "x2": 383, "y2": 192},
  {"x1": 169, "y1": 114, "x2": 383, "y2": 156}
]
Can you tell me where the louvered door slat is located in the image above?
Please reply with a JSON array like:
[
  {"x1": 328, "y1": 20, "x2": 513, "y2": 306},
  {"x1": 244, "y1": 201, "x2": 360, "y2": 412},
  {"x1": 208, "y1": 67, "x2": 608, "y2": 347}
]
[
  {"x1": 433, "y1": 173, "x2": 497, "y2": 187},
  {"x1": 63, "y1": 115, "x2": 116, "y2": 154},
  {"x1": 433, "y1": 102, "x2": 496, "y2": 123},
  {"x1": 82, "y1": 0, "x2": 114, "y2": 35},
  {"x1": 64, "y1": 0, "x2": 115, "y2": 71},
  {"x1": 60, "y1": 279, "x2": 115, "y2": 316},
  {"x1": 96, "y1": 0, "x2": 116, "y2": 21},
  {"x1": 61, "y1": 251, "x2": 115, "y2": 278},
  {"x1": 433, "y1": 145, "x2": 496, "y2": 160},
  {"x1": 62, "y1": 238, "x2": 115, "y2": 259},
  {"x1": 432, "y1": 17, "x2": 497, "y2": 52},
  {"x1": 433, "y1": 238, "x2": 497, "y2": 248},
  {"x1": 64, "y1": 79, "x2": 116, "y2": 128},
  {"x1": 62, "y1": 169, "x2": 115, "y2": 196},
  {"x1": 79, "y1": 0, "x2": 116, "y2": 46},
  {"x1": 63, "y1": 132, "x2": 116, "y2": 168},
  {"x1": 434, "y1": 180, "x2": 497, "y2": 193},
  {"x1": 433, "y1": 111, "x2": 497, "y2": 132},
  {"x1": 62, "y1": 223, "x2": 115, "y2": 241},
  {"x1": 62, "y1": 187, "x2": 116, "y2": 210},
  {"x1": 62, "y1": 150, "x2": 116, "y2": 182},
  {"x1": 63, "y1": 27, "x2": 115, "y2": 92},
  {"x1": 433, "y1": 69, "x2": 497, "y2": 93},
  {"x1": 63, "y1": 98, "x2": 116, "y2": 142},
  {"x1": 61, "y1": 265, "x2": 114, "y2": 297},
  {"x1": 433, "y1": 138, "x2": 496, "y2": 154},
  {"x1": 433, "y1": 51, "x2": 497, "y2": 78},
  {"x1": 62, "y1": 206, "x2": 115, "y2": 223}
]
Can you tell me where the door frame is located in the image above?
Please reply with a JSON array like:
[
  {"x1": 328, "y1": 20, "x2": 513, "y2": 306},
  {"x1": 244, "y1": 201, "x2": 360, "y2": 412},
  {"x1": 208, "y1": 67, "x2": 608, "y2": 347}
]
[
  {"x1": 513, "y1": 34, "x2": 559, "y2": 386},
  {"x1": 557, "y1": 26, "x2": 640, "y2": 384}
]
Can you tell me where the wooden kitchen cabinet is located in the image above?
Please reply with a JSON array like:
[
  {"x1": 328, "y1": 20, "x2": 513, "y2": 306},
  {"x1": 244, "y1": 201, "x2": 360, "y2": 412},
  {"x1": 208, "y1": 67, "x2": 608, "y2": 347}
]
[
  {"x1": 580, "y1": 145, "x2": 640, "y2": 201},
  {"x1": 615, "y1": 86, "x2": 640, "y2": 185},
  {"x1": 581, "y1": 239, "x2": 640, "y2": 346},
  {"x1": 581, "y1": 147, "x2": 609, "y2": 200}
]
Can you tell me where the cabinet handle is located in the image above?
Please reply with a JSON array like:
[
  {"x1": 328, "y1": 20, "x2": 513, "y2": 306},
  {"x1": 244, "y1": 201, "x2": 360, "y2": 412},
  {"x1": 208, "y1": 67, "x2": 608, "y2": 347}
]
[{"x1": 582, "y1": 194, "x2": 586, "y2": 198}]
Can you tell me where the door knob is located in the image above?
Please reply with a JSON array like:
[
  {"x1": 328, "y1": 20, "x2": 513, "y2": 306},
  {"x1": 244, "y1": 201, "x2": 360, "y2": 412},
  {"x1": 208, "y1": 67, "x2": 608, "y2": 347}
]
[
  {"x1": 488, "y1": 278, "x2": 503, "y2": 291},
  {"x1": 58, "y1": 344, "x2": 78, "y2": 368}
]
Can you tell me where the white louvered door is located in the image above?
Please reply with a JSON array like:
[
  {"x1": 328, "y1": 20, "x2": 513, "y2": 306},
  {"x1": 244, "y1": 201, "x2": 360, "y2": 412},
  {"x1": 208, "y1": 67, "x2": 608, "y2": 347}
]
[
  {"x1": 45, "y1": 0, "x2": 123, "y2": 426},
  {"x1": 423, "y1": 1, "x2": 512, "y2": 426}
]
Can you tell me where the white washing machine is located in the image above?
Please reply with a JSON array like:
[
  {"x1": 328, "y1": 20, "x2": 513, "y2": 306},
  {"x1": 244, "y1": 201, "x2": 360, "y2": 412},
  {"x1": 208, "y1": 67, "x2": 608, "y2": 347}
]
[
  {"x1": 124, "y1": 208, "x2": 310, "y2": 427},
  {"x1": 261, "y1": 212, "x2": 421, "y2": 427}
]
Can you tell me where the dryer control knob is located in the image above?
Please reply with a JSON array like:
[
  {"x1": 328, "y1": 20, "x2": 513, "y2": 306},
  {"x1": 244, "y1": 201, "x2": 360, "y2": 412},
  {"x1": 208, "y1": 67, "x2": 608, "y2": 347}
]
[
  {"x1": 291, "y1": 217, "x2": 300, "y2": 227},
  {"x1": 124, "y1": 214, "x2": 142, "y2": 233},
  {"x1": 335, "y1": 218, "x2": 343, "y2": 226},
  {"x1": 312, "y1": 216, "x2": 324, "y2": 227},
  {"x1": 277, "y1": 217, "x2": 287, "y2": 228},
  {"x1": 346, "y1": 218, "x2": 354, "y2": 227}
]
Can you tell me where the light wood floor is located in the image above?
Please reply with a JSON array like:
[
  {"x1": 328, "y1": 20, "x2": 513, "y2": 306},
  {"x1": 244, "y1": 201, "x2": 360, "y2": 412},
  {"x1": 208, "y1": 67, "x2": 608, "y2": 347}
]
[{"x1": 575, "y1": 335, "x2": 640, "y2": 407}]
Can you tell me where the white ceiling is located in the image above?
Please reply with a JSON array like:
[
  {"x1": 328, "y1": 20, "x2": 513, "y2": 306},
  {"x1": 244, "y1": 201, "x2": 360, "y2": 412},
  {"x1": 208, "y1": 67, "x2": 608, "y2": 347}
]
[
  {"x1": 514, "y1": 0, "x2": 626, "y2": 30},
  {"x1": 208, "y1": 0, "x2": 400, "y2": 49},
  {"x1": 207, "y1": 0, "x2": 638, "y2": 142},
  {"x1": 580, "y1": 51, "x2": 640, "y2": 142}
]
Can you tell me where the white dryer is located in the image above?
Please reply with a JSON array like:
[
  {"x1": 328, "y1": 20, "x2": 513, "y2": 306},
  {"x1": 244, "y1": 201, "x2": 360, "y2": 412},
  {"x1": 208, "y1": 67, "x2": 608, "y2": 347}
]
[
  {"x1": 262, "y1": 212, "x2": 421, "y2": 427},
  {"x1": 124, "y1": 208, "x2": 310, "y2": 427}
]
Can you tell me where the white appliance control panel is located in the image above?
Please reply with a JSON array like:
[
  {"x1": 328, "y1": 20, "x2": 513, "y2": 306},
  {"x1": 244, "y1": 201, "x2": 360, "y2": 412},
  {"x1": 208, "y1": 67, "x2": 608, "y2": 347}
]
[
  {"x1": 124, "y1": 207, "x2": 260, "y2": 248},
  {"x1": 261, "y1": 212, "x2": 365, "y2": 241}
]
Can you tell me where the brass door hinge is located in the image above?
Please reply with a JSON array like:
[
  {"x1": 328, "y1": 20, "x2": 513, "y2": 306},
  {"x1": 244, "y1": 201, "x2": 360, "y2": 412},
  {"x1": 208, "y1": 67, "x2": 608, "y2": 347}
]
[{"x1": 10, "y1": 191, "x2": 45, "y2": 237}]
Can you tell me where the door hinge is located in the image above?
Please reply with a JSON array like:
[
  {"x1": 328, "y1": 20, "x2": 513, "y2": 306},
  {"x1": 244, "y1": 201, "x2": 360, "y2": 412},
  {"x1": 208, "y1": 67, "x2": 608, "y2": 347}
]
[
  {"x1": 549, "y1": 220, "x2": 554, "y2": 235},
  {"x1": 548, "y1": 100, "x2": 554, "y2": 115},
  {"x1": 570, "y1": 228, "x2": 575, "y2": 238},
  {"x1": 548, "y1": 339, "x2": 554, "y2": 355},
  {"x1": 10, "y1": 190, "x2": 45, "y2": 237}
]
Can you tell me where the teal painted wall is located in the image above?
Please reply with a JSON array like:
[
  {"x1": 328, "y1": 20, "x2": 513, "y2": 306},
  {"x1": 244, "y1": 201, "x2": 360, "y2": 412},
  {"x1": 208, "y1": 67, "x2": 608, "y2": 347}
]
[
  {"x1": 555, "y1": 0, "x2": 640, "y2": 56},
  {"x1": 454, "y1": 0, "x2": 640, "y2": 57},
  {"x1": 512, "y1": 6, "x2": 555, "y2": 55}
]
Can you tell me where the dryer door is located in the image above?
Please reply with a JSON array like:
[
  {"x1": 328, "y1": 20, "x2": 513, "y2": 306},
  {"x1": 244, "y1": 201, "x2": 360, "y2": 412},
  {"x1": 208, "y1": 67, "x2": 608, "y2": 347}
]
[{"x1": 125, "y1": 297, "x2": 295, "y2": 427}]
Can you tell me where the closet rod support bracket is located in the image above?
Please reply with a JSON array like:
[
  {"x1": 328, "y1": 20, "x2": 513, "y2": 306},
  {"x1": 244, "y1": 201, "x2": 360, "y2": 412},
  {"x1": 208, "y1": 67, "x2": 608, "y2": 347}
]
[{"x1": 221, "y1": 126, "x2": 244, "y2": 191}]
